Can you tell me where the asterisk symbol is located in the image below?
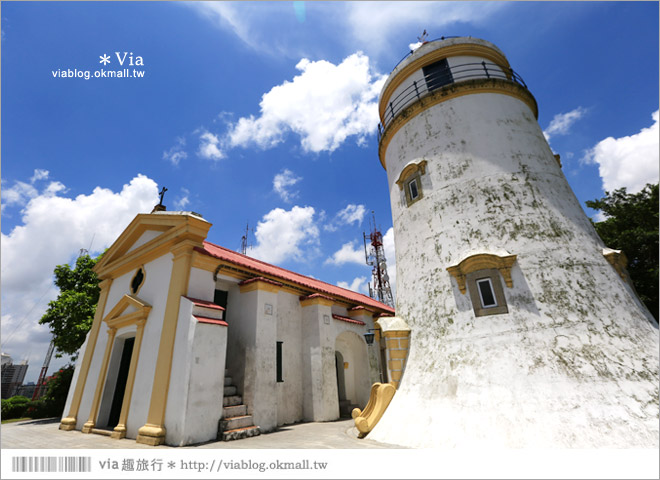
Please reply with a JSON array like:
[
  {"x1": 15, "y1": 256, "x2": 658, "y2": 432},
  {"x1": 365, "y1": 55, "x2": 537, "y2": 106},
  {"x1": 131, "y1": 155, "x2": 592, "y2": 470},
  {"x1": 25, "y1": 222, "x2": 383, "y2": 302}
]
[
  {"x1": 167, "y1": 461, "x2": 176, "y2": 469},
  {"x1": 99, "y1": 54, "x2": 111, "y2": 65}
]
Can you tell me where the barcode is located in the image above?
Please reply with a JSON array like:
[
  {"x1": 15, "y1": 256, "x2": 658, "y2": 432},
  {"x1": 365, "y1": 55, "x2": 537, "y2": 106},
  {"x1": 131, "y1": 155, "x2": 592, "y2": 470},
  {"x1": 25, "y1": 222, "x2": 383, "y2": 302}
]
[{"x1": 11, "y1": 456, "x2": 91, "y2": 473}]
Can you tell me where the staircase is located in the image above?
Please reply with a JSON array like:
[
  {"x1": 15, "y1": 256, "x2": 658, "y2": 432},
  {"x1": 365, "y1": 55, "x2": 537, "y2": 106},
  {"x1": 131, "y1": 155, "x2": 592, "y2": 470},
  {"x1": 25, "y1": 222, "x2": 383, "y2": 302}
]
[{"x1": 218, "y1": 369, "x2": 261, "y2": 441}]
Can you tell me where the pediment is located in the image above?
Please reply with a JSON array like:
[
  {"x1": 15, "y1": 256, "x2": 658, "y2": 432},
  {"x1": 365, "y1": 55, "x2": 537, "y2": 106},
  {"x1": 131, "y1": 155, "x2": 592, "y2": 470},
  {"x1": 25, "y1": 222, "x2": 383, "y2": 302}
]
[
  {"x1": 95, "y1": 212, "x2": 211, "y2": 278},
  {"x1": 104, "y1": 294, "x2": 152, "y2": 330}
]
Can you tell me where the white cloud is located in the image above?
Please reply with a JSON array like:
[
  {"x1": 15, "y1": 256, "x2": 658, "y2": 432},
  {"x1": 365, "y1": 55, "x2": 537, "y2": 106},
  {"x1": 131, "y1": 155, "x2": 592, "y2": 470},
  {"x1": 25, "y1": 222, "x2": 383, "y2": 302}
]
[
  {"x1": 187, "y1": 2, "x2": 506, "y2": 61},
  {"x1": 324, "y1": 203, "x2": 367, "y2": 232},
  {"x1": 584, "y1": 110, "x2": 659, "y2": 193},
  {"x1": 325, "y1": 241, "x2": 365, "y2": 266},
  {"x1": 0, "y1": 174, "x2": 159, "y2": 382},
  {"x1": 343, "y1": 2, "x2": 506, "y2": 57},
  {"x1": 247, "y1": 206, "x2": 319, "y2": 264},
  {"x1": 227, "y1": 53, "x2": 386, "y2": 154},
  {"x1": 174, "y1": 188, "x2": 191, "y2": 210},
  {"x1": 30, "y1": 169, "x2": 50, "y2": 183},
  {"x1": 198, "y1": 131, "x2": 225, "y2": 161},
  {"x1": 273, "y1": 169, "x2": 302, "y2": 203},
  {"x1": 2, "y1": 180, "x2": 38, "y2": 208},
  {"x1": 163, "y1": 137, "x2": 188, "y2": 166},
  {"x1": 337, "y1": 204, "x2": 367, "y2": 225},
  {"x1": 337, "y1": 276, "x2": 369, "y2": 295},
  {"x1": 543, "y1": 107, "x2": 587, "y2": 141},
  {"x1": 1, "y1": 168, "x2": 56, "y2": 210}
]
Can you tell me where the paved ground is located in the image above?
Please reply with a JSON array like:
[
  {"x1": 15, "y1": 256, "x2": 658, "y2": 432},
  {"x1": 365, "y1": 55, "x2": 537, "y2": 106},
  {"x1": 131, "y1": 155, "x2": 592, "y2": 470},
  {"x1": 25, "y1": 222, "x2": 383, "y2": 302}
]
[{"x1": 1, "y1": 418, "x2": 402, "y2": 449}]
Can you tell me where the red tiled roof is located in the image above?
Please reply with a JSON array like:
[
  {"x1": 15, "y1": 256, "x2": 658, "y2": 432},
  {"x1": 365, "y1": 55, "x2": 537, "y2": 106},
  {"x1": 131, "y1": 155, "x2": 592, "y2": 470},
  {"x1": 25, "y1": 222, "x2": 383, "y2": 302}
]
[
  {"x1": 194, "y1": 315, "x2": 228, "y2": 326},
  {"x1": 332, "y1": 314, "x2": 366, "y2": 326},
  {"x1": 196, "y1": 241, "x2": 395, "y2": 314},
  {"x1": 185, "y1": 296, "x2": 225, "y2": 311}
]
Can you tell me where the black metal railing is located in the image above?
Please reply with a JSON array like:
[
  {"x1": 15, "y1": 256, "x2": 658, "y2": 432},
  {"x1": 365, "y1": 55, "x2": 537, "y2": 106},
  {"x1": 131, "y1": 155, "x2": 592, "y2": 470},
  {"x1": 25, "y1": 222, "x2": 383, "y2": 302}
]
[{"x1": 378, "y1": 61, "x2": 529, "y2": 142}]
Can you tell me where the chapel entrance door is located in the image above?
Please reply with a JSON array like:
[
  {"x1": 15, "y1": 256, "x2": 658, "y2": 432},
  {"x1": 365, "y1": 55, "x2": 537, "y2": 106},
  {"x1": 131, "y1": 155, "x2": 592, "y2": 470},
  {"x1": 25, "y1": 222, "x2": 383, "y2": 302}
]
[{"x1": 107, "y1": 337, "x2": 134, "y2": 429}]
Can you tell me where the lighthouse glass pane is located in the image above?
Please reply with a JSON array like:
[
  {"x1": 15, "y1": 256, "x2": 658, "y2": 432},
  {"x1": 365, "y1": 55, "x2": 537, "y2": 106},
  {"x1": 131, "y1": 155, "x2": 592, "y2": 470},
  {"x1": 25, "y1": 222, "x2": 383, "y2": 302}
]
[
  {"x1": 423, "y1": 59, "x2": 453, "y2": 92},
  {"x1": 408, "y1": 178, "x2": 419, "y2": 200},
  {"x1": 476, "y1": 278, "x2": 497, "y2": 308}
]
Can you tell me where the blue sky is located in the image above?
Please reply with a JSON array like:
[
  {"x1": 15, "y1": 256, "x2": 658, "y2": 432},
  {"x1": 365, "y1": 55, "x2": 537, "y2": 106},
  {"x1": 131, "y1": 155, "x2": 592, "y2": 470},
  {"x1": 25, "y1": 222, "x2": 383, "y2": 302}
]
[{"x1": 1, "y1": 1, "x2": 658, "y2": 383}]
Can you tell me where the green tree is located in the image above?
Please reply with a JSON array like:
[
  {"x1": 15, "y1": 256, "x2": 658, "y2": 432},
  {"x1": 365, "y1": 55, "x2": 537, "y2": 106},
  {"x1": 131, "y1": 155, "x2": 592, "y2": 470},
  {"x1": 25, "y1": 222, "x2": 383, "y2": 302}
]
[
  {"x1": 27, "y1": 364, "x2": 75, "y2": 419},
  {"x1": 39, "y1": 253, "x2": 101, "y2": 359},
  {"x1": 586, "y1": 183, "x2": 659, "y2": 321}
]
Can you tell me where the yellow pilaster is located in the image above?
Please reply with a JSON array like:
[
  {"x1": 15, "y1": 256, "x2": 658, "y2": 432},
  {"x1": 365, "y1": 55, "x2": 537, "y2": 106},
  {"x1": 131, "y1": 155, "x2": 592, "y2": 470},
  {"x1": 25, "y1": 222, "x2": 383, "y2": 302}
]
[
  {"x1": 60, "y1": 279, "x2": 113, "y2": 431},
  {"x1": 82, "y1": 327, "x2": 117, "y2": 433},
  {"x1": 383, "y1": 330, "x2": 411, "y2": 389},
  {"x1": 136, "y1": 243, "x2": 193, "y2": 446},
  {"x1": 111, "y1": 319, "x2": 146, "y2": 439}
]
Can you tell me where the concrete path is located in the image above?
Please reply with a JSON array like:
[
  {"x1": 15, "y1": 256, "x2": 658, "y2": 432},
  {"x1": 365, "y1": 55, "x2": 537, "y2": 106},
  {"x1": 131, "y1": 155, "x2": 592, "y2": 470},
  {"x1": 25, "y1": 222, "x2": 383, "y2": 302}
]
[{"x1": 1, "y1": 418, "x2": 402, "y2": 449}]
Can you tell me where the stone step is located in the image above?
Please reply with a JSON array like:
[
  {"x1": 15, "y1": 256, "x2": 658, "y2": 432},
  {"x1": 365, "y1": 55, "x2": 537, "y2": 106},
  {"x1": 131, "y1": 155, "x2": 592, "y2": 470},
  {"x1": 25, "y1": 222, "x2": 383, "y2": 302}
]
[
  {"x1": 224, "y1": 376, "x2": 232, "y2": 386},
  {"x1": 222, "y1": 425, "x2": 261, "y2": 442},
  {"x1": 224, "y1": 385, "x2": 237, "y2": 396},
  {"x1": 220, "y1": 415, "x2": 254, "y2": 431},
  {"x1": 223, "y1": 395, "x2": 243, "y2": 407},
  {"x1": 223, "y1": 404, "x2": 247, "y2": 418}
]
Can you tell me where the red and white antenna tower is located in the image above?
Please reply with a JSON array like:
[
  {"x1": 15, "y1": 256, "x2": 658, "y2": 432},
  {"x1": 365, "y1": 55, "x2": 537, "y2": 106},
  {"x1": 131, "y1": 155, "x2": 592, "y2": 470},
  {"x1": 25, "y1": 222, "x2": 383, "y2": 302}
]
[
  {"x1": 31, "y1": 340, "x2": 54, "y2": 400},
  {"x1": 363, "y1": 212, "x2": 394, "y2": 308}
]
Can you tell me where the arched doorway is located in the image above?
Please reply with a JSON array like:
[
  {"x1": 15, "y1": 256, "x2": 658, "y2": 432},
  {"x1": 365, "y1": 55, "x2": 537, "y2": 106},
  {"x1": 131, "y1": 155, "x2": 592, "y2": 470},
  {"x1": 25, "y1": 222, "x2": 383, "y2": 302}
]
[
  {"x1": 334, "y1": 331, "x2": 370, "y2": 416},
  {"x1": 335, "y1": 351, "x2": 346, "y2": 402},
  {"x1": 97, "y1": 335, "x2": 135, "y2": 429}
]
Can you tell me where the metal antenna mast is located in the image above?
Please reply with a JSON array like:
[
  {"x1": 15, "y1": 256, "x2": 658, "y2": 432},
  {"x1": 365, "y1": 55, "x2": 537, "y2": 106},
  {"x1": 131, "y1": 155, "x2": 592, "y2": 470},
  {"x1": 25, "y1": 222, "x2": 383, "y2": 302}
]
[
  {"x1": 240, "y1": 222, "x2": 252, "y2": 255},
  {"x1": 363, "y1": 212, "x2": 394, "y2": 308}
]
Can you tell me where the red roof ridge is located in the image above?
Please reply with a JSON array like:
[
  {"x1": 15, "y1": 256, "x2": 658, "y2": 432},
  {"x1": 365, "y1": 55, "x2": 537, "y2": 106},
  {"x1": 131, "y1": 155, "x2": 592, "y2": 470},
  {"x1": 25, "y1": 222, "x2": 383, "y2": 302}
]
[
  {"x1": 194, "y1": 315, "x2": 228, "y2": 326},
  {"x1": 184, "y1": 296, "x2": 225, "y2": 311},
  {"x1": 238, "y1": 276, "x2": 284, "y2": 287},
  {"x1": 332, "y1": 314, "x2": 366, "y2": 326},
  {"x1": 299, "y1": 293, "x2": 334, "y2": 302}
]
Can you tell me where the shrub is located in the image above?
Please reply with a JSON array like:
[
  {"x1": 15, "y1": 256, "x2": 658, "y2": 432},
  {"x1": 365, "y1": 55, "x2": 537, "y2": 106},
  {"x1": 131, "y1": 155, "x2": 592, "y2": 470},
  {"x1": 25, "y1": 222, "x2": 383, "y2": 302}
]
[{"x1": 1, "y1": 395, "x2": 31, "y2": 420}]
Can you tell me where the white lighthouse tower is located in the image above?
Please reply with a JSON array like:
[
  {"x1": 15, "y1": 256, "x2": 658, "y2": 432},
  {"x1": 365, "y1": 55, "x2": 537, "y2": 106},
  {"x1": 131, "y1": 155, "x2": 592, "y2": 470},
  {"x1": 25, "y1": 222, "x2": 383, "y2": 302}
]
[{"x1": 369, "y1": 37, "x2": 658, "y2": 448}]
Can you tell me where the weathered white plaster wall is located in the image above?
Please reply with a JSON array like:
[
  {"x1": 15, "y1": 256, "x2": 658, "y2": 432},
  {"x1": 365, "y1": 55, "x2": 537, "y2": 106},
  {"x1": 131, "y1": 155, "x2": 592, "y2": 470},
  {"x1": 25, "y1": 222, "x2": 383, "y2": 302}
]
[
  {"x1": 187, "y1": 267, "x2": 214, "y2": 301},
  {"x1": 301, "y1": 302, "x2": 339, "y2": 422},
  {"x1": 370, "y1": 49, "x2": 659, "y2": 448},
  {"x1": 275, "y1": 291, "x2": 304, "y2": 426}
]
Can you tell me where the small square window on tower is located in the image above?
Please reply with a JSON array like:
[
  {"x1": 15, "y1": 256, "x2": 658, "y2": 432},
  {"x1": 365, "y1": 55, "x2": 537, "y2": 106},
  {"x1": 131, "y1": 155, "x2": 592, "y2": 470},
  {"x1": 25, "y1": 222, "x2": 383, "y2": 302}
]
[
  {"x1": 396, "y1": 159, "x2": 427, "y2": 207},
  {"x1": 466, "y1": 269, "x2": 508, "y2": 317}
]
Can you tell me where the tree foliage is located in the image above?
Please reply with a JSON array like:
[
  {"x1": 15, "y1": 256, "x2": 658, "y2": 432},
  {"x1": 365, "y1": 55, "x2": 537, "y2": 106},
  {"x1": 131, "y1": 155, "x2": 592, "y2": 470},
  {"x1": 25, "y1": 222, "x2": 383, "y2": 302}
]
[
  {"x1": 39, "y1": 254, "x2": 101, "y2": 359},
  {"x1": 586, "y1": 183, "x2": 659, "y2": 320}
]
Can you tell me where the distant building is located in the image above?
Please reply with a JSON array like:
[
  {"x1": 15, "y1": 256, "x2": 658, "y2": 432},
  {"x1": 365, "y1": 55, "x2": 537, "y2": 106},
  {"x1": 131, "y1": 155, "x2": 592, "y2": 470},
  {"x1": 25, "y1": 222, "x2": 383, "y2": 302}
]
[
  {"x1": 1, "y1": 354, "x2": 29, "y2": 399},
  {"x1": 16, "y1": 382, "x2": 37, "y2": 399}
]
